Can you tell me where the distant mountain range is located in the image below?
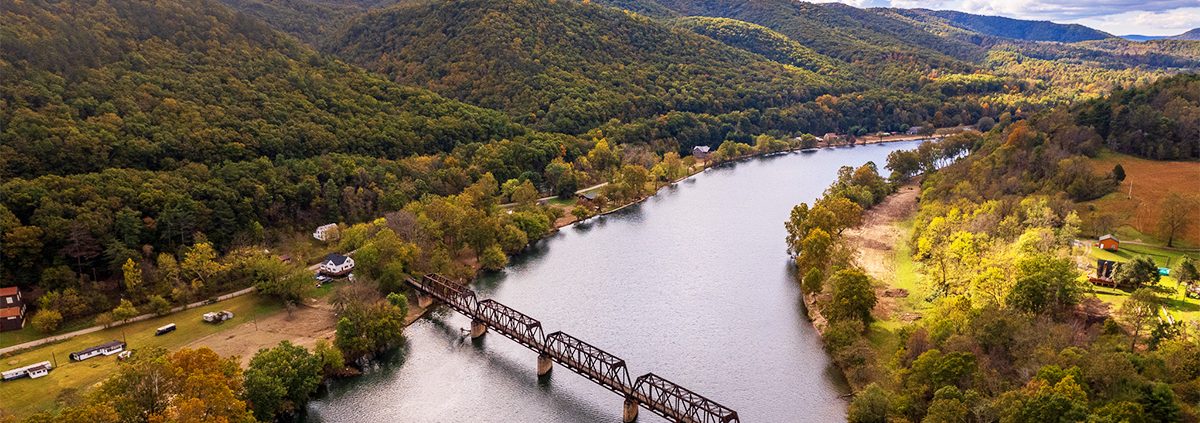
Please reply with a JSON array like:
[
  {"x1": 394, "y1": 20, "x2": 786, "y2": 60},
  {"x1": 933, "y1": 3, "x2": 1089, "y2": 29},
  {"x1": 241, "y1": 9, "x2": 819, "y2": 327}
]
[{"x1": 1121, "y1": 28, "x2": 1200, "y2": 42}]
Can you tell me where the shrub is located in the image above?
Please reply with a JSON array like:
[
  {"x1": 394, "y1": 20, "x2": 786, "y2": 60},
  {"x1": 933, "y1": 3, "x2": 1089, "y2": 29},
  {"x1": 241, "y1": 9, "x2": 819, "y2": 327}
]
[{"x1": 30, "y1": 309, "x2": 63, "y2": 333}]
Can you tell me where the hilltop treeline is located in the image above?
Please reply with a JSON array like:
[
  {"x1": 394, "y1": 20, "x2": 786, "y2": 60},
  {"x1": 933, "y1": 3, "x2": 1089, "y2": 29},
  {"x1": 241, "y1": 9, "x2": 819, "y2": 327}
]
[{"x1": 1074, "y1": 73, "x2": 1200, "y2": 160}]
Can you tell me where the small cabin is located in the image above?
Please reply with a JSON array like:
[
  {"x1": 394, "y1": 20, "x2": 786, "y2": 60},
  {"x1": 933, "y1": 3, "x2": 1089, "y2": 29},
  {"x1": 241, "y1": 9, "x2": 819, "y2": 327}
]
[
  {"x1": 0, "y1": 286, "x2": 26, "y2": 332},
  {"x1": 312, "y1": 223, "x2": 339, "y2": 242},
  {"x1": 319, "y1": 253, "x2": 355, "y2": 276},
  {"x1": 1098, "y1": 234, "x2": 1120, "y2": 251},
  {"x1": 692, "y1": 145, "x2": 711, "y2": 160},
  {"x1": 155, "y1": 323, "x2": 176, "y2": 336},
  {"x1": 70, "y1": 340, "x2": 126, "y2": 361}
]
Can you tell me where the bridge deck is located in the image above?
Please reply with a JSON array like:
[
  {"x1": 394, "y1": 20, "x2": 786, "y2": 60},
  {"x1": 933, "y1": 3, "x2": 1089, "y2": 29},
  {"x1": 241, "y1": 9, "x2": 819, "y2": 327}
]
[{"x1": 407, "y1": 274, "x2": 739, "y2": 423}]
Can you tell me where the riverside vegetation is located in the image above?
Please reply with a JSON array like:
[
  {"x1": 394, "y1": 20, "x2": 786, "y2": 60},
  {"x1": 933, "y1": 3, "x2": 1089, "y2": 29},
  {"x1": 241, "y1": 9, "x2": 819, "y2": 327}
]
[{"x1": 786, "y1": 74, "x2": 1200, "y2": 422}]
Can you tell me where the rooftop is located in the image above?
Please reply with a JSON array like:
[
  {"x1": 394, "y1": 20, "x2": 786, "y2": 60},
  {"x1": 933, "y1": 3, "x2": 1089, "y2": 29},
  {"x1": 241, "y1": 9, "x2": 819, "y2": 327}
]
[
  {"x1": 0, "y1": 286, "x2": 18, "y2": 297},
  {"x1": 325, "y1": 253, "x2": 351, "y2": 266}
]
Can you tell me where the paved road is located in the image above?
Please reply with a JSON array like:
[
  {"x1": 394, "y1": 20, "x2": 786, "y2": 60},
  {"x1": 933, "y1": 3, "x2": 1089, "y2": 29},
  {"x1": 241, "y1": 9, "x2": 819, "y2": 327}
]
[{"x1": 0, "y1": 287, "x2": 257, "y2": 356}]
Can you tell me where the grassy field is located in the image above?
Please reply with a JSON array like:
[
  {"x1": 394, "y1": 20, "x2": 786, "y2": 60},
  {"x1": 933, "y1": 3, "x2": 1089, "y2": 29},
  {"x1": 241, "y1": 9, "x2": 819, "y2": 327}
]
[
  {"x1": 1086, "y1": 244, "x2": 1200, "y2": 322},
  {"x1": 1, "y1": 318, "x2": 97, "y2": 350},
  {"x1": 0, "y1": 294, "x2": 281, "y2": 419},
  {"x1": 1082, "y1": 150, "x2": 1200, "y2": 247}
]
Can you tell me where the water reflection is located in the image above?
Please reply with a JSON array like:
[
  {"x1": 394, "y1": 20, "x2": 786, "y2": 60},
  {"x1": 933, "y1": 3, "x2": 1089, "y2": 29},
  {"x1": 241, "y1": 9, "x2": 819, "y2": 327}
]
[{"x1": 308, "y1": 141, "x2": 926, "y2": 422}]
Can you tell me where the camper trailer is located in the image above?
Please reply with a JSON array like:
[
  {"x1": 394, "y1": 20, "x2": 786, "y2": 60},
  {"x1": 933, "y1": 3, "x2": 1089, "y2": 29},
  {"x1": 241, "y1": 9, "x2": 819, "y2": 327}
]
[
  {"x1": 2, "y1": 361, "x2": 53, "y2": 381},
  {"x1": 70, "y1": 340, "x2": 126, "y2": 361}
]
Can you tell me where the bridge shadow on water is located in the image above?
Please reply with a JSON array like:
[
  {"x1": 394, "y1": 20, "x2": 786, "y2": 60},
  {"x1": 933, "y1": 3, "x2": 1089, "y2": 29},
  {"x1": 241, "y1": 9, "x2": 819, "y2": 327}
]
[{"x1": 420, "y1": 312, "x2": 617, "y2": 421}]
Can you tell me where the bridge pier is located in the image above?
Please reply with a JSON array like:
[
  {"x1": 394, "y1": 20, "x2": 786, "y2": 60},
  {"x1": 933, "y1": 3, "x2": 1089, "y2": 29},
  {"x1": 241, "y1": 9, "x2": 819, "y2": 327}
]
[
  {"x1": 537, "y1": 353, "x2": 553, "y2": 376},
  {"x1": 622, "y1": 397, "x2": 639, "y2": 422},
  {"x1": 470, "y1": 319, "x2": 488, "y2": 338},
  {"x1": 416, "y1": 293, "x2": 433, "y2": 308}
]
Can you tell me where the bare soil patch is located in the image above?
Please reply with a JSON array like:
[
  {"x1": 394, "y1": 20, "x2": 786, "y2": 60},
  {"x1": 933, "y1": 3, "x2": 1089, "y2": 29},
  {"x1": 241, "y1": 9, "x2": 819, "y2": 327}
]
[
  {"x1": 844, "y1": 180, "x2": 921, "y2": 282},
  {"x1": 185, "y1": 298, "x2": 337, "y2": 366}
]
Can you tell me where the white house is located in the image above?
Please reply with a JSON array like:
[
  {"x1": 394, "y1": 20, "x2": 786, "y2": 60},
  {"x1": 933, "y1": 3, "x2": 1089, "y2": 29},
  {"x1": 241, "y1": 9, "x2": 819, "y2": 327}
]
[
  {"x1": 313, "y1": 223, "x2": 339, "y2": 242},
  {"x1": 70, "y1": 340, "x2": 125, "y2": 361},
  {"x1": 320, "y1": 253, "x2": 355, "y2": 276}
]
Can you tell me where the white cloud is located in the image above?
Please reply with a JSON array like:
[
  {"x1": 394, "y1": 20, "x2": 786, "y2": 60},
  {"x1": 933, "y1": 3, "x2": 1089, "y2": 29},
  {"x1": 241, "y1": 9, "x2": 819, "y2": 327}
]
[{"x1": 815, "y1": 0, "x2": 1200, "y2": 36}]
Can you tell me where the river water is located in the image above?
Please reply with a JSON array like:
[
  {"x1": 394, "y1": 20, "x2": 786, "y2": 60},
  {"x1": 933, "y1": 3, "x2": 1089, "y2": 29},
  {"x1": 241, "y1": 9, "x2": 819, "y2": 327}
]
[{"x1": 308, "y1": 141, "x2": 923, "y2": 422}]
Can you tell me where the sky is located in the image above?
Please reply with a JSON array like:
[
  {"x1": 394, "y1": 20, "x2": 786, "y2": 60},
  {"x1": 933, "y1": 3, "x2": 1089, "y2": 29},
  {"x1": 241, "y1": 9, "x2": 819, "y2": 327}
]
[{"x1": 811, "y1": 0, "x2": 1200, "y2": 36}]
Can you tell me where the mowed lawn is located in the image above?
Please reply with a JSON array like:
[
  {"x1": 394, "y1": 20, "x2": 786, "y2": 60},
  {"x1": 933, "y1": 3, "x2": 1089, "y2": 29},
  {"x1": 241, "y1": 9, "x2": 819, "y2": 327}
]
[
  {"x1": 1083, "y1": 150, "x2": 1200, "y2": 247},
  {"x1": 0, "y1": 294, "x2": 281, "y2": 419},
  {"x1": 1087, "y1": 244, "x2": 1200, "y2": 322}
]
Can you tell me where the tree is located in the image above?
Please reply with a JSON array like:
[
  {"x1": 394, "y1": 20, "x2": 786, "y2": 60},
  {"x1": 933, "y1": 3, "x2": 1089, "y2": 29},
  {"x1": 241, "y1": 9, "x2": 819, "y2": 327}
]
[
  {"x1": 1173, "y1": 257, "x2": 1199, "y2": 286},
  {"x1": 1111, "y1": 164, "x2": 1126, "y2": 182},
  {"x1": 1158, "y1": 193, "x2": 1196, "y2": 247},
  {"x1": 847, "y1": 383, "x2": 889, "y2": 423},
  {"x1": 112, "y1": 299, "x2": 139, "y2": 323},
  {"x1": 181, "y1": 242, "x2": 226, "y2": 287},
  {"x1": 998, "y1": 375, "x2": 1089, "y2": 423},
  {"x1": 247, "y1": 256, "x2": 312, "y2": 305},
  {"x1": 30, "y1": 309, "x2": 63, "y2": 333},
  {"x1": 122, "y1": 258, "x2": 142, "y2": 294},
  {"x1": 244, "y1": 341, "x2": 322, "y2": 421},
  {"x1": 976, "y1": 116, "x2": 996, "y2": 132},
  {"x1": 1006, "y1": 255, "x2": 1081, "y2": 314},
  {"x1": 827, "y1": 269, "x2": 876, "y2": 324},
  {"x1": 796, "y1": 228, "x2": 834, "y2": 274},
  {"x1": 1113, "y1": 257, "x2": 1160, "y2": 288},
  {"x1": 802, "y1": 268, "x2": 823, "y2": 296},
  {"x1": 511, "y1": 180, "x2": 540, "y2": 207},
  {"x1": 313, "y1": 339, "x2": 345, "y2": 377},
  {"x1": 145, "y1": 295, "x2": 172, "y2": 316},
  {"x1": 1119, "y1": 288, "x2": 1159, "y2": 349},
  {"x1": 480, "y1": 244, "x2": 509, "y2": 271}
]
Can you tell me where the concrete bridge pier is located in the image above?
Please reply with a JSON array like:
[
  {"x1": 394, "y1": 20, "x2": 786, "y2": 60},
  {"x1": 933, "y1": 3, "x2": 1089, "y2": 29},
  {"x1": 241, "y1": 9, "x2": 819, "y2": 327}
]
[
  {"x1": 537, "y1": 353, "x2": 553, "y2": 376},
  {"x1": 416, "y1": 293, "x2": 433, "y2": 308},
  {"x1": 470, "y1": 319, "x2": 488, "y2": 338},
  {"x1": 622, "y1": 397, "x2": 639, "y2": 422}
]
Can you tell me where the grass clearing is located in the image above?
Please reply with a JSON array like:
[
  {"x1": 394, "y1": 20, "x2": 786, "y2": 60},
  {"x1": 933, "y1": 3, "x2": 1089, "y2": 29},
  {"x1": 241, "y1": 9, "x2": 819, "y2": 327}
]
[
  {"x1": 0, "y1": 294, "x2": 281, "y2": 419},
  {"x1": 1082, "y1": 150, "x2": 1200, "y2": 247},
  {"x1": 1085, "y1": 244, "x2": 1200, "y2": 323}
]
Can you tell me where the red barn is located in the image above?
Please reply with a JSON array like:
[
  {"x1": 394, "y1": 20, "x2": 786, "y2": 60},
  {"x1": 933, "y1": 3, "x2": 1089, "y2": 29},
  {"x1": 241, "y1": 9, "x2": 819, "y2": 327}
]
[{"x1": 1098, "y1": 234, "x2": 1119, "y2": 251}]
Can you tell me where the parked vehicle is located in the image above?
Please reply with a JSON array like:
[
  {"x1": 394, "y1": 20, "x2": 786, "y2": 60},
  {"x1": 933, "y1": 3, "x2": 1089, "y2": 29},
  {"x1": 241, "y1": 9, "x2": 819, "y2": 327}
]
[
  {"x1": 155, "y1": 323, "x2": 177, "y2": 335},
  {"x1": 202, "y1": 310, "x2": 234, "y2": 323}
]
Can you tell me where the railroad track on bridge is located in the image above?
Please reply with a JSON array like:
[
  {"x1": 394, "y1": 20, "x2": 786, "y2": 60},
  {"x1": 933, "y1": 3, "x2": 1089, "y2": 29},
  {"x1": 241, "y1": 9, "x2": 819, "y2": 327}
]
[{"x1": 409, "y1": 274, "x2": 740, "y2": 423}]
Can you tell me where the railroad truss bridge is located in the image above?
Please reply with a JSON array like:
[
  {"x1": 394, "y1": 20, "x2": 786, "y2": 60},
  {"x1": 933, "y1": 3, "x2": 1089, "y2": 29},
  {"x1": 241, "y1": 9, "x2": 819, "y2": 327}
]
[{"x1": 408, "y1": 274, "x2": 740, "y2": 423}]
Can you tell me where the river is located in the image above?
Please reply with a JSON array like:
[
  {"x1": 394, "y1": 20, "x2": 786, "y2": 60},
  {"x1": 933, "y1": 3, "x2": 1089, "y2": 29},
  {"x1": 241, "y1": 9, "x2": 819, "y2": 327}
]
[{"x1": 308, "y1": 141, "x2": 923, "y2": 422}]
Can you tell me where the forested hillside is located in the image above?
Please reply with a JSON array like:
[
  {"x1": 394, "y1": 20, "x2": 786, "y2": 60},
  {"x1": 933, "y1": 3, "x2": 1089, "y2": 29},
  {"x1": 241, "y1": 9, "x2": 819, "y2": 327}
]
[
  {"x1": 894, "y1": 9, "x2": 1113, "y2": 42},
  {"x1": 0, "y1": 0, "x2": 580, "y2": 289},
  {"x1": 328, "y1": 0, "x2": 845, "y2": 134},
  {"x1": 1074, "y1": 74, "x2": 1200, "y2": 160},
  {"x1": 0, "y1": 0, "x2": 527, "y2": 179}
]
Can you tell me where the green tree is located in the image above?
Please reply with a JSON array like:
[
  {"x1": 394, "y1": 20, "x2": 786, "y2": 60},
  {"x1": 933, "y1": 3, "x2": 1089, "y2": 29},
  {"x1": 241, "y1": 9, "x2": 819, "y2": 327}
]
[
  {"x1": 998, "y1": 375, "x2": 1088, "y2": 423},
  {"x1": 827, "y1": 269, "x2": 876, "y2": 324},
  {"x1": 112, "y1": 299, "x2": 139, "y2": 323},
  {"x1": 1111, "y1": 164, "x2": 1126, "y2": 182},
  {"x1": 1113, "y1": 257, "x2": 1160, "y2": 288},
  {"x1": 145, "y1": 295, "x2": 172, "y2": 316},
  {"x1": 244, "y1": 341, "x2": 322, "y2": 421},
  {"x1": 847, "y1": 383, "x2": 890, "y2": 423},
  {"x1": 480, "y1": 244, "x2": 509, "y2": 271},
  {"x1": 30, "y1": 309, "x2": 63, "y2": 333},
  {"x1": 1119, "y1": 288, "x2": 1159, "y2": 350},
  {"x1": 802, "y1": 268, "x2": 823, "y2": 295},
  {"x1": 313, "y1": 339, "x2": 346, "y2": 377},
  {"x1": 1173, "y1": 257, "x2": 1199, "y2": 287}
]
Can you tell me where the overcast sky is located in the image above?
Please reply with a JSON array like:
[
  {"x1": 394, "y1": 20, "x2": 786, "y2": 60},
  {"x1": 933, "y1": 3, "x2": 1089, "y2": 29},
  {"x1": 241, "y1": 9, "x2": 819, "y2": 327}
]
[{"x1": 813, "y1": 0, "x2": 1200, "y2": 36}]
